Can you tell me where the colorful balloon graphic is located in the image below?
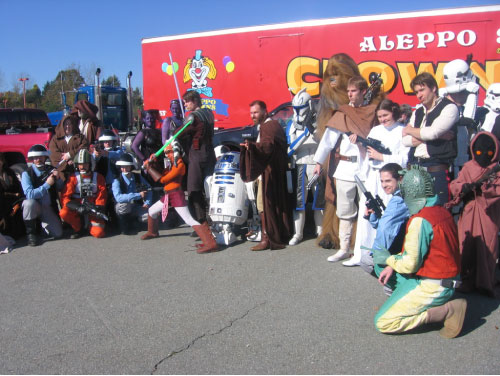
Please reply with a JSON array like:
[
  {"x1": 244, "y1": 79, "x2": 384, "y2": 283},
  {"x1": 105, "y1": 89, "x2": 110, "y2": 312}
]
[
  {"x1": 161, "y1": 62, "x2": 179, "y2": 76},
  {"x1": 222, "y1": 56, "x2": 235, "y2": 73},
  {"x1": 226, "y1": 61, "x2": 235, "y2": 73}
]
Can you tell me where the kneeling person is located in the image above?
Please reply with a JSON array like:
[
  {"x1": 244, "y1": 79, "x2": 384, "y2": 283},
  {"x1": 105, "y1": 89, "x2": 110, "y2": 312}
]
[
  {"x1": 60, "y1": 149, "x2": 108, "y2": 238},
  {"x1": 112, "y1": 153, "x2": 152, "y2": 234},
  {"x1": 374, "y1": 166, "x2": 466, "y2": 338},
  {"x1": 21, "y1": 144, "x2": 63, "y2": 246}
]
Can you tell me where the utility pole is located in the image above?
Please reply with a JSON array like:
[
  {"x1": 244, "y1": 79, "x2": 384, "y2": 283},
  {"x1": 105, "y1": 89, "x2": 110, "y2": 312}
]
[{"x1": 19, "y1": 77, "x2": 29, "y2": 107}]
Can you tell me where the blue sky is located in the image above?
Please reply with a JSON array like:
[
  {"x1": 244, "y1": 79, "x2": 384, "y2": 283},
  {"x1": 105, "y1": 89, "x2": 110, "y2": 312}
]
[{"x1": 1, "y1": 0, "x2": 497, "y2": 92}]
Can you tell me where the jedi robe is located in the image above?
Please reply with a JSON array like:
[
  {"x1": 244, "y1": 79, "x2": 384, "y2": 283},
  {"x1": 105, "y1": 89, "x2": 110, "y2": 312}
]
[
  {"x1": 240, "y1": 120, "x2": 292, "y2": 248},
  {"x1": 449, "y1": 131, "x2": 500, "y2": 297}
]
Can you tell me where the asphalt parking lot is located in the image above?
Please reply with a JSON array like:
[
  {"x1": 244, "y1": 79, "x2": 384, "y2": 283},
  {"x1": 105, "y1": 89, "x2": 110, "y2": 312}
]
[{"x1": 1, "y1": 225, "x2": 499, "y2": 374}]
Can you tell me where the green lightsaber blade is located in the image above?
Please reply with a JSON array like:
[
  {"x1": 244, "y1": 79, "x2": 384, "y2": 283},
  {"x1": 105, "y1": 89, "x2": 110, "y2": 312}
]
[{"x1": 153, "y1": 119, "x2": 192, "y2": 158}]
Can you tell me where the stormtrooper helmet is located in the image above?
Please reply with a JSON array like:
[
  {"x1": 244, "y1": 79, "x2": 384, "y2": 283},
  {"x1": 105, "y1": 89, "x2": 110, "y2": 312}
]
[
  {"x1": 484, "y1": 83, "x2": 500, "y2": 113},
  {"x1": 292, "y1": 88, "x2": 312, "y2": 129},
  {"x1": 443, "y1": 59, "x2": 475, "y2": 94}
]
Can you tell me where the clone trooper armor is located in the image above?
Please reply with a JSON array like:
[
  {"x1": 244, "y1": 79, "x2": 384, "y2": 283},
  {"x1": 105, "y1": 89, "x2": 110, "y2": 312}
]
[{"x1": 287, "y1": 88, "x2": 324, "y2": 245}]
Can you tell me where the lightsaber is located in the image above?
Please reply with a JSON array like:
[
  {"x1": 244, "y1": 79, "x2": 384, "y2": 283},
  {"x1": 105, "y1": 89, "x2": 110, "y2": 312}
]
[
  {"x1": 169, "y1": 52, "x2": 185, "y2": 118},
  {"x1": 151, "y1": 119, "x2": 192, "y2": 159}
]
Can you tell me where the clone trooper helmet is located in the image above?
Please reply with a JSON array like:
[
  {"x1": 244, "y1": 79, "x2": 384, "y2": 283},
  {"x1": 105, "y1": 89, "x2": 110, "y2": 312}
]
[
  {"x1": 443, "y1": 59, "x2": 475, "y2": 94},
  {"x1": 484, "y1": 83, "x2": 500, "y2": 113},
  {"x1": 292, "y1": 88, "x2": 312, "y2": 130}
]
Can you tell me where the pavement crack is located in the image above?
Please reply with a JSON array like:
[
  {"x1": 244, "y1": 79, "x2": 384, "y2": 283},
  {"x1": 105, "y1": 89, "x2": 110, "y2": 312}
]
[{"x1": 151, "y1": 301, "x2": 266, "y2": 374}]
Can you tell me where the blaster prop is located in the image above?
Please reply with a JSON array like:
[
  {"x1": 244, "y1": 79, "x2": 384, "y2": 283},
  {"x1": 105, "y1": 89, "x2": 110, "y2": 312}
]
[
  {"x1": 306, "y1": 168, "x2": 323, "y2": 190},
  {"x1": 39, "y1": 159, "x2": 66, "y2": 182},
  {"x1": 346, "y1": 133, "x2": 392, "y2": 155},
  {"x1": 354, "y1": 175, "x2": 385, "y2": 218},
  {"x1": 38, "y1": 166, "x2": 56, "y2": 182},
  {"x1": 363, "y1": 73, "x2": 383, "y2": 106},
  {"x1": 445, "y1": 162, "x2": 500, "y2": 208},
  {"x1": 135, "y1": 183, "x2": 165, "y2": 193},
  {"x1": 67, "y1": 200, "x2": 109, "y2": 222}
]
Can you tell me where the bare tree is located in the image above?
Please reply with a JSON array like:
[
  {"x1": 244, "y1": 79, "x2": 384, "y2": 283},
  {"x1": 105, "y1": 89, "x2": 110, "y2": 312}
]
[{"x1": 79, "y1": 62, "x2": 99, "y2": 86}]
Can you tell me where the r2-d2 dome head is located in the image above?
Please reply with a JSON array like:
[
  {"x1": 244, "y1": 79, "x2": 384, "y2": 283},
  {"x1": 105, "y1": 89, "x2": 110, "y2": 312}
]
[
  {"x1": 292, "y1": 88, "x2": 312, "y2": 127},
  {"x1": 443, "y1": 59, "x2": 475, "y2": 94},
  {"x1": 484, "y1": 83, "x2": 500, "y2": 113}
]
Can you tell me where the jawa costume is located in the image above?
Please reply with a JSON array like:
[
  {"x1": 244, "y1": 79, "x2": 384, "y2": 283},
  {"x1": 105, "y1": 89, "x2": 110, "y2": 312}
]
[
  {"x1": 60, "y1": 150, "x2": 107, "y2": 238},
  {"x1": 142, "y1": 140, "x2": 217, "y2": 253},
  {"x1": 449, "y1": 131, "x2": 500, "y2": 298},
  {"x1": 71, "y1": 100, "x2": 102, "y2": 145},
  {"x1": 315, "y1": 53, "x2": 361, "y2": 250},
  {"x1": 49, "y1": 114, "x2": 89, "y2": 179},
  {"x1": 240, "y1": 119, "x2": 292, "y2": 250}
]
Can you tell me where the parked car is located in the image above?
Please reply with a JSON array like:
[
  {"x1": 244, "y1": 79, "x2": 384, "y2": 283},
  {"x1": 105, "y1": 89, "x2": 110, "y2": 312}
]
[{"x1": 0, "y1": 108, "x2": 54, "y2": 175}]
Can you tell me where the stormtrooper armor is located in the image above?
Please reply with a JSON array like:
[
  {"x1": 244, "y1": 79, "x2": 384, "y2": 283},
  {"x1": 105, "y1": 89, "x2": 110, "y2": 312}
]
[{"x1": 484, "y1": 83, "x2": 500, "y2": 113}]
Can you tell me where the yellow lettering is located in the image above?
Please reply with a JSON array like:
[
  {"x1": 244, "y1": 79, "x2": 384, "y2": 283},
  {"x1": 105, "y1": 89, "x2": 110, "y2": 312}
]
[
  {"x1": 397, "y1": 62, "x2": 442, "y2": 94},
  {"x1": 286, "y1": 57, "x2": 321, "y2": 96},
  {"x1": 472, "y1": 61, "x2": 500, "y2": 89}
]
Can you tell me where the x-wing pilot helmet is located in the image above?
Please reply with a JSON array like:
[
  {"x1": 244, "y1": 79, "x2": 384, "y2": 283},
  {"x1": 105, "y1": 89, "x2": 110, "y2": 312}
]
[
  {"x1": 443, "y1": 59, "x2": 475, "y2": 94},
  {"x1": 74, "y1": 149, "x2": 93, "y2": 175},
  {"x1": 484, "y1": 83, "x2": 500, "y2": 113},
  {"x1": 400, "y1": 166, "x2": 435, "y2": 215},
  {"x1": 292, "y1": 88, "x2": 312, "y2": 129}
]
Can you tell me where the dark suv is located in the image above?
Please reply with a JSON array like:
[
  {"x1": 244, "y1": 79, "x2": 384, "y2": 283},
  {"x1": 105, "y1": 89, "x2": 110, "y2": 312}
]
[{"x1": 212, "y1": 102, "x2": 294, "y2": 150}]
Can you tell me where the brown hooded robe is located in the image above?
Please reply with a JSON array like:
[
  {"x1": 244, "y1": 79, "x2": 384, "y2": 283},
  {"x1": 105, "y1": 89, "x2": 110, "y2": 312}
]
[
  {"x1": 71, "y1": 100, "x2": 102, "y2": 144},
  {"x1": 49, "y1": 115, "x2": 89, "y2": 179},
  {"x1": 449, "y1": 131, "x2": 500, "y2": 298},
  {"x1": 240, "y1": 120, "x2": 292, "y2": 248}
]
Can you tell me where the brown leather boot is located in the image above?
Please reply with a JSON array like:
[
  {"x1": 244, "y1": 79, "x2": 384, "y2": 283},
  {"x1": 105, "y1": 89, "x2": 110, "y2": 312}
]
[
  {"x1": 440, "y1": 299, "x2": 467, "y2": 339},
  {"x1": 251, "y1": 213, "x2": 269, "y2": 251},
  {"x1": 193, "y1": 223, "x2": 218, "y2": 253},
  {"x1": 141, "y1": 215, "x2": 159, "y2": 240}
]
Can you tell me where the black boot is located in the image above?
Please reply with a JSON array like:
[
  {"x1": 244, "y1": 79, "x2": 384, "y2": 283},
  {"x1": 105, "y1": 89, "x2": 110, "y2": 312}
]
[
  {"x1": 24, "y1": 219, "x2": 40, "y2": 247},
  {"x1": 118, "y1": 214, "x2": 136, "y2": 235}
]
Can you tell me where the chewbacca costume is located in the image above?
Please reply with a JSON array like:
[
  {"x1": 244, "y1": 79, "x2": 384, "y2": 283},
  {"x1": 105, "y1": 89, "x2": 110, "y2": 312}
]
[{"x1": 315, "y1": 53, "x2": 360, "y2": 249}]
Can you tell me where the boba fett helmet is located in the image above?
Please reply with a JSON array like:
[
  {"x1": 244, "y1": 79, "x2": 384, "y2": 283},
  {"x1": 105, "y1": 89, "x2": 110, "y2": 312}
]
[{"x1": 400, "y1": 166, "x2": 435, "y2": 215}]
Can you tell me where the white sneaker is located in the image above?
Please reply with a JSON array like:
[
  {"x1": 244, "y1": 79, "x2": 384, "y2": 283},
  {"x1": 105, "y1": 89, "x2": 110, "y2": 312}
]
[
  {"x1": 289, "y1": 234, "x2": 303, "y2": 246},
  {"x1": 342, "y1": 256, "x2": 361, "y2": 267},
  {"x1": 327, "y1": 250, "x2": 350, "y2": 262}
]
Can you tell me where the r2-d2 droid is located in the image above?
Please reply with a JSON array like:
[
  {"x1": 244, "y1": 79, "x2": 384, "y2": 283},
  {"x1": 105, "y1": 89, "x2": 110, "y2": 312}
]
[{"x1": 207, "y1": 151, "x2": 250, "y2": 245}]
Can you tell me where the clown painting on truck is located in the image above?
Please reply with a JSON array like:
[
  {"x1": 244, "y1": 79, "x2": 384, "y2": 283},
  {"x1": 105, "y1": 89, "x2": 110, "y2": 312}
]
[{"x1": 142, "y1": 5, "x2": 500, "y2": 130}]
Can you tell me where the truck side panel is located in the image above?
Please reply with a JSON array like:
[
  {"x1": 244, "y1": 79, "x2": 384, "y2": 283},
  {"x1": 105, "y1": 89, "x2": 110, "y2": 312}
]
[{"x1": 142, "y1": 6, "x2": 500, "y2": 128}]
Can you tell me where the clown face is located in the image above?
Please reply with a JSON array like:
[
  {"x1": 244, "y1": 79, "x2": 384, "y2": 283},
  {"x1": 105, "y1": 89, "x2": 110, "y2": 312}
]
[{"x1": 189, "y1": 58, "x2": 210, "y2": 89}]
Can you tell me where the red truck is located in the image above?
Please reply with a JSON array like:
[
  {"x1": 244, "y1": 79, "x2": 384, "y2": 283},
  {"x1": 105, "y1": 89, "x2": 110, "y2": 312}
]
[
  {"x1": 142, "y1": 5, "x2": 500, "y2": 129},
  {"x1": 0, "y1": 108, "x2": 54, "y2": 175}
]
